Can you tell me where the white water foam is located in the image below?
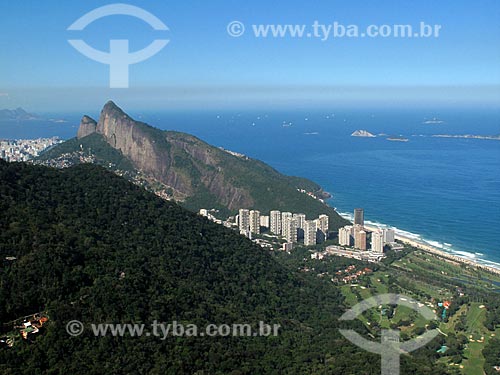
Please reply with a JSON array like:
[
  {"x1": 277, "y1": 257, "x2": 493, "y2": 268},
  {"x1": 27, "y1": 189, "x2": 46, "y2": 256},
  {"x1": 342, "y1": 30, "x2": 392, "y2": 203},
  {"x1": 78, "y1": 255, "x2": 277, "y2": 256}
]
[{"x1": 336, "y1": 210, "x2": 499, "y2": 270}]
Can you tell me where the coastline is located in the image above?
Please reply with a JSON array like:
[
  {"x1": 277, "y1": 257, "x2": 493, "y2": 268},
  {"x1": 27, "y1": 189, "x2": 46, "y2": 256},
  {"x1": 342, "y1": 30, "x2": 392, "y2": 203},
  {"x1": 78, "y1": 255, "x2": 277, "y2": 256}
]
[{"x1": 337, "y1": 212, "x2": 500, "y2": 276}]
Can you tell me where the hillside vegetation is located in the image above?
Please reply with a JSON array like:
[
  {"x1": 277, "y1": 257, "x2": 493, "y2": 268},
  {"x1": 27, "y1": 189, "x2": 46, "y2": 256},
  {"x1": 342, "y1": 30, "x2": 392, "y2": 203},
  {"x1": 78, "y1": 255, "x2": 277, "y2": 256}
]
[{"x1": 0, "y1": 160, "x2": 445, "y2": 374}]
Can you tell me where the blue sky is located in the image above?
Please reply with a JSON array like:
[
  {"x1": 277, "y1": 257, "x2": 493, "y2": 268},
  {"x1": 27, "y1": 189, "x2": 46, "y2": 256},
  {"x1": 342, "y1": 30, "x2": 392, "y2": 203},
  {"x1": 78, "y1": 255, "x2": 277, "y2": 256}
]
[{"x1": 0, "y1": 0, "x2": 499, "y2": 110}]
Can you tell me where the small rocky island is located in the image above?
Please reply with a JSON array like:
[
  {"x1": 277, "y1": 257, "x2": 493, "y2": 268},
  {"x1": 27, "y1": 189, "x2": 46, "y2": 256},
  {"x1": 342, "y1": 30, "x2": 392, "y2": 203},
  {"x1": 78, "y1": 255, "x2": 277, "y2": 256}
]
[
  {"x1": 387, "y1": 137, "x2": 409, "y2": 142},
  {"x1": 351, "y1": 130, "x2": 376, "y2": 138}
]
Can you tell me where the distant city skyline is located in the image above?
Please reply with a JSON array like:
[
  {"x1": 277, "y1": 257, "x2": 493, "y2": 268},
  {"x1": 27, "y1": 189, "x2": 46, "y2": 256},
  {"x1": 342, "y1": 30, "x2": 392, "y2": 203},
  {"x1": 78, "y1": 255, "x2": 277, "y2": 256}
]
[{"x1": 1, "y1": 1, "x2": 499, "y2": 110}]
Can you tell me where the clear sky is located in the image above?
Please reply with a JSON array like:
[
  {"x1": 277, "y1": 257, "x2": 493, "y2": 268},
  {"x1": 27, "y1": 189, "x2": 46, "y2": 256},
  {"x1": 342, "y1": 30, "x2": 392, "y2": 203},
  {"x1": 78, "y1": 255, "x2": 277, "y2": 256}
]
[{"x1": 0, "y1": 0, "x2": 499, "y2": 111}]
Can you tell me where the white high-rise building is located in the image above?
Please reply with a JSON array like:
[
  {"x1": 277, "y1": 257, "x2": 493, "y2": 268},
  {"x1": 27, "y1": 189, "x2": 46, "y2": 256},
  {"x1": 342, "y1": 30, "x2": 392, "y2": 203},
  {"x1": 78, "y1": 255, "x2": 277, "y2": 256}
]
[
  {"x1": 304, "y1": 220, "x2": 317, "y2": 246},
  {"x1": 293, "y1": 213, "x2": 306, "y2": 229},
  {"x1": 355, "y1": 229, "x2": 367, "y2": 250},
  {"x1": 284, "y1": 219, "x2": 298, "y2": 243},
  {"x1": 383, "y1": 228, "x2": 395, "y2": 243},
  {"x1": 270, "y1": 210, "x2": 282, "y2": 235},
  {"x1": 260, "y1": 215, "x2": 270, "y2": 229},
  {"x1": 281, "y1": 212, "x2": 293, "y2": 236},
  {"x1": 249, "y1": 210, "x2": 261, "y2": 234},
  {"x1": 371, "y1": 230, "x2": 385, "y2": 253},
  {"x1": 317, "y1": 214, "x2": 329, "y2": 241},
  {"x1": 339, "y1": 225, "x2": 353, "y2": 246},
  {"x1": 239, "y1": 209, "x2": 250, "y2": 233}
]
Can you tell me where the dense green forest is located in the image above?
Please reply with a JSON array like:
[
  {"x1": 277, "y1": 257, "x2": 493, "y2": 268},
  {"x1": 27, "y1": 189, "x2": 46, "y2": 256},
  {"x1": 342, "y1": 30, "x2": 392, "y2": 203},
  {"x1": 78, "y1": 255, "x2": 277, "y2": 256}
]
[
  {"x1": 0, "y1": 160, "x2": 449, "y2": 374},
  {"x1": 484, "y1": 338, "x2": 500, "y2": 375}
]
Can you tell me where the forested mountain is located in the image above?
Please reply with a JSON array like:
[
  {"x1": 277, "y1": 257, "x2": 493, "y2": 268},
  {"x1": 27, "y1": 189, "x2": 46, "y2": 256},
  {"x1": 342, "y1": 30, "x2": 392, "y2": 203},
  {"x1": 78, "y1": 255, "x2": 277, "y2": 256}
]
[
  {"x1": 0, "y1": 160, "x2": 447, "y2": 374},
  {"x1": 38, "y1": 101, "x2": 348, "y2": 229}
]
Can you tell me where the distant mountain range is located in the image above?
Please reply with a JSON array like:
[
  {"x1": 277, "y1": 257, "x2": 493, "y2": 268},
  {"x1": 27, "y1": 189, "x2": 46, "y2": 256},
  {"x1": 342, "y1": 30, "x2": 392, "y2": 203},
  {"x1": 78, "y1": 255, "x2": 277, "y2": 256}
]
[
  {"x1": 38, "y1": 101, "x2": 348, "y2": 229},
  {"x1": 0, "y1": 107, "x2": 40, "y2": 121}
]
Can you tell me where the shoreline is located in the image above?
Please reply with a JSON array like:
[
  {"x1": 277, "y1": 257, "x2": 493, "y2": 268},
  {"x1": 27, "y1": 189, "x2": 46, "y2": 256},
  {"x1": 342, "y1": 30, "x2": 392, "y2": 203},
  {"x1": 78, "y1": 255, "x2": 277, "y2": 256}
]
[
  {"x1": 337, "y1": 212, "x2": 500, "y2": 276},
  {"x1": 364, "y1": 224, "x2": 500, "y2": 276}
]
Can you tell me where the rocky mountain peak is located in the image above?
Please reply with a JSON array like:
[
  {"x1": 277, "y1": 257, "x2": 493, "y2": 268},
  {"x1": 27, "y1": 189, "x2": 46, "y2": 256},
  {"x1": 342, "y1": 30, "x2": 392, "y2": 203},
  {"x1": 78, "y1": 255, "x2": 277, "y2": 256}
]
[
  {"x1": 77, "y1": 115, "x2": 97, "y2": 139},
  {"x1": 67, "y1": 101, "x2": 345, "y2": 225},
  {"x1": 101, "y1": 100, "x2": 125, "y2": 117}
]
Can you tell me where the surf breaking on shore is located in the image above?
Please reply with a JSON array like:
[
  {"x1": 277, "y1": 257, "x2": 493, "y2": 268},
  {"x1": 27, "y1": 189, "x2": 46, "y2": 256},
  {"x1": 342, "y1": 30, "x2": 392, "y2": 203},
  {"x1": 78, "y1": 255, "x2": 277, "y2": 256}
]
[{"x1": 338, "y1": 212, "x2": 500, "y2": 276}]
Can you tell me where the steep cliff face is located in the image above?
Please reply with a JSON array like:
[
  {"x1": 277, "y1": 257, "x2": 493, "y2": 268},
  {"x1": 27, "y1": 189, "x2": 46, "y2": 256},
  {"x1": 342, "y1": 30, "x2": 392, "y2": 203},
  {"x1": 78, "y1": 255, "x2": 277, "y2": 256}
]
[
  {"x1": 76, "y1": 116, "x2": 97, "y2": 139},
  {"x1": 77, "y1": 101, "x2": 251, "y2": 208},
  {"x1": 82, "y1": 102, "x2": 193, "y2": 195}
]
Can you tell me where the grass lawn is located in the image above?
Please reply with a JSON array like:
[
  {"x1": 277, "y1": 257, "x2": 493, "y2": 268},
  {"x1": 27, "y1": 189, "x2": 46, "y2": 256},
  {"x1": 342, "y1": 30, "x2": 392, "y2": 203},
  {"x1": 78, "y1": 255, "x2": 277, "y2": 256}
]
[
  {"x1": 336, "y1": 251, "x2": 499, "y2": 374},
  {"x1": 461, "y1": 303, "x2": 488, "y2": 374}
]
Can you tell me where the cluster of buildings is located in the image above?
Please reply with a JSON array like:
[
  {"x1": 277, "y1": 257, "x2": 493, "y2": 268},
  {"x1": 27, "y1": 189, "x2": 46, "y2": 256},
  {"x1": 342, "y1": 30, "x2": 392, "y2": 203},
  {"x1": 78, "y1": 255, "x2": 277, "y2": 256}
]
[
  {"x1": 296, "y1": 188, "x2": 326, "y2": 204},
  {"x1": 199, "y1": 208, "x2": 331, "y2": 249},
  {"x1": 338, "y1": 208, "x2": 396, "y2": 253},
  {"x1": 315, "y1": 246, "x2": 386, "y2": 263},
  {"x1": 331, "y1": 265, "x2": 373, "y2": 284},
  {"x1": 310, "y1": 208, "x2": 402, "y2": 263},
  {"x1": 1, "y1": 313, "x2": 49, "y2": 347},
  {"x1": 237, "y1": 209, "x2": 329, "y2": 248},
  {"x1": 0, "y1": 137, "x2": 61, "y2": 162},
  {"x1": 199, "y1": 209, "x2": 229, "y2": 226}
]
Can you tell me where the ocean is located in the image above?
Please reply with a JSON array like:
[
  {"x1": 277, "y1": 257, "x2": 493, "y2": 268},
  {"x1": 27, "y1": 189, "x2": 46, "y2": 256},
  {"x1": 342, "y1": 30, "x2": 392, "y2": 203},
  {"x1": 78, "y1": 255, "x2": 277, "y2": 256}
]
[{"x1": 1, "y1": 107, "x2": 499, "y2": 267}]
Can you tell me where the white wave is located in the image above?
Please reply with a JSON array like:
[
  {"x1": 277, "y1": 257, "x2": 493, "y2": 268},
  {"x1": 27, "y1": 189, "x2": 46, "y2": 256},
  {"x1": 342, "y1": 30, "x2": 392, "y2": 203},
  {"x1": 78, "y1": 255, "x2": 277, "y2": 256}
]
[
  {"x1": 479, "y1": 259, "x2": 500, "y2": 269},
  {"x1": 338, "y1": 212, "x2": 353, "y2": 221},
  {"x1": 424, "y1": 240, "x2": 444, "y2": 249},
  {"x1": 335, "y1": 208, "x2": 500, "y2": 270},
  {"x1": 396, "y1": 229, "x2": 421, "y2": 240},
  {"x1": 450, "y1": 250, "x2": 477, "y2": 259}
]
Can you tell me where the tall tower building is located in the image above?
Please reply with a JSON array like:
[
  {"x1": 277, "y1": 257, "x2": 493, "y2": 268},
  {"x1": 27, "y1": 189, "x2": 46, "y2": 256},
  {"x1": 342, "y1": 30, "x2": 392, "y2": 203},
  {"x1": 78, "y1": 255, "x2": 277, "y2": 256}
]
[
  {"x1": 339, "y1": 225, "x2": 353, "y2": 246},
  {"x1": 293, "y1": 213, "x2": 306, "y2": 230},
  {"x1": 260, "y1": 215, "x2": 270, "y2": 229},
  {"x1": 249, "y1": 210, "x2": 261, "y2": 234},
  {"x1": 284, "y1": 219, "x2": 298, "y2": 243},
  {"x1": 281, "y1": 212, "x2": 293, "y2": 236},
  {"x1": 317, "y1": 214, "x2": 329, "y2": 241},
  {"x1": 269, "y1": 210, "x2": 282, "y2": 235},
  {"x1": 304, "y1": 220, "x2": 318, "y2": 246},
  {"x1": 383, "y1": 228, "x2": 395, "y2": 243},
  {"x1": 354, "y1": 208, "x2": 364, "y2": 227},
  {"x1": 371, "y1": 230, "x2": 385, "y2": 253},
  {"x1": 355, "y1": 229, "x2": 367, "y2": 250},
  {"x1": 238, "y1": 209, "x2": 250, "y2": 233},
  {"x1": 293, "y1": 213, "x2": 306, "y2": 239}
]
